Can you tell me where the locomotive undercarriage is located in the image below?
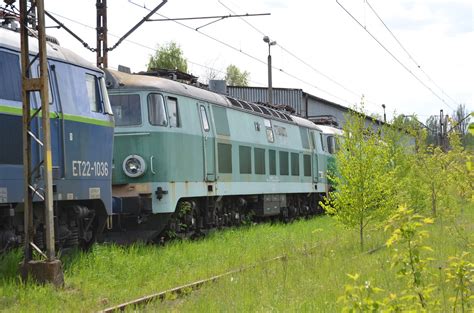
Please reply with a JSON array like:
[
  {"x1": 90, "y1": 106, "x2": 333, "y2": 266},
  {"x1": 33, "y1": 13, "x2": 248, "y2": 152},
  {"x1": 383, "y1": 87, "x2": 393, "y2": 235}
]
[
  {"x1": 160, "y1": 193, "x2": 324, "y2": 241},
  {"x1": 0, "y1": 203, "x2": 99, "y2": 253}
]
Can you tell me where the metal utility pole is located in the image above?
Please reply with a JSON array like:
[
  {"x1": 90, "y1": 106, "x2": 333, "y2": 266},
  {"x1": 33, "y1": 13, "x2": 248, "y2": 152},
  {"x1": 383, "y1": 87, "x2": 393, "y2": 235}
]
[
  {"x1": 19, "y1": 0, "x2": 63, "y2": 286},
  {"x1": 263, "y1": 35, "x2": 276, "y2": 105},
  {"x1": 96, "y1": 0, "x2": 107, "y2": 68},
  {"x1": 95, "y1": 0, "x2": 167, "y2": 68}
]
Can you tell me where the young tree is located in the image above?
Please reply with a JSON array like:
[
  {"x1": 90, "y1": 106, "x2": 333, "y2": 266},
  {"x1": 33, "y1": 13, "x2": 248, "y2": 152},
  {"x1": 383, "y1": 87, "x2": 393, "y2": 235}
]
[
  {"x1": 147, "y1": 41, "x2": 188, "y2": 72},
  {"x1": 225, "y1": 64, "x2": 249, "y2": 86},
  {"x1": 323, "y1": 109, "x2": 398, "y2": 250},
  {"x1": 452, "y1": 104, "x2": 470, "y2": 137}
]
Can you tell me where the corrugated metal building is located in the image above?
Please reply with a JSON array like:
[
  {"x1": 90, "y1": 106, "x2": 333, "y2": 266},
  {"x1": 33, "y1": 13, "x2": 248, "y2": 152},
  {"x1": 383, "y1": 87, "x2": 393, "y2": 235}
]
[{"x1": 224, "y1": 86, "x2": 384, "y2": 129}]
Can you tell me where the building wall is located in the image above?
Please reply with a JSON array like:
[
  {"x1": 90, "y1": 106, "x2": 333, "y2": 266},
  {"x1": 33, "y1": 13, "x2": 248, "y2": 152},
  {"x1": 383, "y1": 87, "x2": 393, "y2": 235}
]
[{"x1": 226, "y1": 86, "x2": 383, "y2": 131}]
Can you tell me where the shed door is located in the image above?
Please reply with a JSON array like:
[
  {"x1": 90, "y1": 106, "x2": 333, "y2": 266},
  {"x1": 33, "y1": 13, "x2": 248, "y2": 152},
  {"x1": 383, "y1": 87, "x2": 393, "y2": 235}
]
[{"x1": 197, "y1": 103, "x2": 216, "y2": 181}]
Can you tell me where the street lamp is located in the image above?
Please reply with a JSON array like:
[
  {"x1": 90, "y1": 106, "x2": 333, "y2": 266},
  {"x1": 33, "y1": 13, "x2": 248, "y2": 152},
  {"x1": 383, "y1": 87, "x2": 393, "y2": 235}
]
[
  {"x1": 263, "y1": 35, "x2": 276, "y2": 105},
  {"x1": 381, "y1": 104, "x2": 386, "y2": 123}
]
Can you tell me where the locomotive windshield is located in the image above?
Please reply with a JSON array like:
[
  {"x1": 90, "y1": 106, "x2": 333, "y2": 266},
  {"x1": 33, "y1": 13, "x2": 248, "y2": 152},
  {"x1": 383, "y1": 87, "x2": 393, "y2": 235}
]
[{"x1": 110, "y1": 94, "x2": 141, "y2": 126}]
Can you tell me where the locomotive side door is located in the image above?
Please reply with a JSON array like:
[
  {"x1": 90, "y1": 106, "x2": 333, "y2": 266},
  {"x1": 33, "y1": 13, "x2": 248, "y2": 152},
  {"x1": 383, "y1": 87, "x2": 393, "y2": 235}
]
[
  {"x1": 197, "y1": 102, "x2": 216, "y2": 182},
  {"x1": 311, "y1": 131, "x2": 319, "y2": 183},
  {"x1": 31, "y1": 61, "x2": 64, "y2": 179},
  {"x1": 48, "y1": 64, "x2": 65, "y2": 179}
]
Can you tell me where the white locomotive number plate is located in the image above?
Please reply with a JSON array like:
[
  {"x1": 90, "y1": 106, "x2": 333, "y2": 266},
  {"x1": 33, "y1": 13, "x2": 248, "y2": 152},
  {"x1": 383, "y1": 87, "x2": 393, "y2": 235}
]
[{"x1": 72, "y1": 160, "x2": 109, "y2": 177}]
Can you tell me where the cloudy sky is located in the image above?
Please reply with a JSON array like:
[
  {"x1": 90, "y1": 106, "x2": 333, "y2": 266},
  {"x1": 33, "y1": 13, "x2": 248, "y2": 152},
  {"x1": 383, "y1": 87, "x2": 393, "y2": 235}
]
[{"x1": 40, "y1": 0, "x2": 472, "y2": 121}]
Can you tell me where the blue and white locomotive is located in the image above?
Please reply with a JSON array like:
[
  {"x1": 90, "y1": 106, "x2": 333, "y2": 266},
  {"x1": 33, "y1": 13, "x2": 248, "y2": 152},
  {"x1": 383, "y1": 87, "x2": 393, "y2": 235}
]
[{"x1": 0, "y1": 26, "x2": 114, "y2": 251}]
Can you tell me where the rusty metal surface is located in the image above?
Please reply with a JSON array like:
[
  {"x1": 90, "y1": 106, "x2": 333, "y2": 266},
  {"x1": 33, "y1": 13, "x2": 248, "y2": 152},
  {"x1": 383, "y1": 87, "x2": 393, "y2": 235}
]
[
  {"x1": 96, "y1": 0, "x2": 107, "y2": 68},
  {"x1": 20, "y1": 0, "x2": 59, "y2": 266}
]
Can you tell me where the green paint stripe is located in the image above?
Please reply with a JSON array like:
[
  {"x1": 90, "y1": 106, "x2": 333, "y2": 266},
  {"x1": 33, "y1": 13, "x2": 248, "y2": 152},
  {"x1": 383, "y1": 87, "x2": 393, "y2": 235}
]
[
  {"x1": 62, "y1": 113, "x2": 114, "y2": 127},
  {"x1": 0, "y1": 105, "x2": 22, "y2": 116},
  {"x1": 0, "y1": 104, "x2": 113, "y2": 127}
]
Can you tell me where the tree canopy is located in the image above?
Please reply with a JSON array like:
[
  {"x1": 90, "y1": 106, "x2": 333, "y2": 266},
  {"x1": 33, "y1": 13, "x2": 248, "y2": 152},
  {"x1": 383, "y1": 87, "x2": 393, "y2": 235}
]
[
  {"x1": 147, "y1": 41, "x2": 188, "y2": 72},
  {"x1": 225, "y1": 64, "x2": 249, "y2": 86}
]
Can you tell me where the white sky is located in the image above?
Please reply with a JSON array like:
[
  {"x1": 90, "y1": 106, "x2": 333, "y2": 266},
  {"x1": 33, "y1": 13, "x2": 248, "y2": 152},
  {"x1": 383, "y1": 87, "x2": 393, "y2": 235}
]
[{"x1": 40, "y1": 0, "x2": 473, "y2": 121}]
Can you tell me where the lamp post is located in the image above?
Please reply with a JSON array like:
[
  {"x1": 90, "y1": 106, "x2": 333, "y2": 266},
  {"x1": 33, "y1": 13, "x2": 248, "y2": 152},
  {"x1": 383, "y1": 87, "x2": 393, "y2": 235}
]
[
  {"x1": 381, "y1": 104, "x2": 386, "y2": 123},
  {"x1": 263, "y1": 35, "x2": 276, "y2": 105}
]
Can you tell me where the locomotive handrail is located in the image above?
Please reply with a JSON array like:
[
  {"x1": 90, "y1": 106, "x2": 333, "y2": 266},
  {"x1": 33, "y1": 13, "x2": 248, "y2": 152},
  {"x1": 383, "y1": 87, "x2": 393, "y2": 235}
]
[{"x1": 150, "y1": 156, "x2": 156, "y2": 175}]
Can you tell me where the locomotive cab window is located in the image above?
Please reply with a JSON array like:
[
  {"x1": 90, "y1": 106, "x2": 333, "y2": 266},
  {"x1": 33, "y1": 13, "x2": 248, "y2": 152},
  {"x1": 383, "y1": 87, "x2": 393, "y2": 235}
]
[
  {"x1": 0, "y1": 51, "x2": 22, "y2": 101},
  {"x1": 110, "y1": 94, "x2": 141, "y2": 126},
  {"x1": 167, "y1": 97, "x2": 179, "y2": 127},
  {"x1": 148, "y1": 93, "x2": 167, "y2": 126},
  {"x1": 200, "y1": 105, "x2": 210, "y2": 131},
  {"x1": 327, "y1": 136, "x2": 336, "y2": 154},
  {"x1": 85, "y1": 74, "x2": 101, "y2": 113},
  {"x1": 36, "y1": 64, "x2": 53, "y2": 104},
  {"x1": 99, "y1": 77, "x2": 113, "y2": 115}
]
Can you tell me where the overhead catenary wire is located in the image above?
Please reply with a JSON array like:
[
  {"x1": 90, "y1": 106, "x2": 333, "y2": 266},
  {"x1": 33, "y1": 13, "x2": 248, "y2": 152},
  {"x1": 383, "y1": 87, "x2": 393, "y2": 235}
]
[
  {"x1": 365, "y1": 0, "x2": 459, "y2": 108},
  {"x1": 128, "y1": 0, "x2": 355, "y2": 106},
  {"x1": 218, "y1": 0, "x2": 369, "y2": 104},
  {"x1": 335, "y1": 0, "x2": 456, "y2": 112},
  {"x1": 43, "y1": 10, "x2": 265, "y2": 86}
]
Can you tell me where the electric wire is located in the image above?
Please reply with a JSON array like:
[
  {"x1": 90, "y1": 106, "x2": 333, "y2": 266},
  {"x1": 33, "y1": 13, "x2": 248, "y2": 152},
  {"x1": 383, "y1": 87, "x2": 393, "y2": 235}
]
[
  {"x1": 127, "y1": 0, "x2": 355, "y2": 105},
  {"x1": 336, "y1": 0, "x2": 455, "y2": 111},
  {"x1": 218, "y1": 0, "x2": 367, "y2": 103},
  {"x1": 44, "y1": 10, "x2": 265, "y2": 86},
  {"x1": 365, "y1": 0, "x2": 459, "y2": 108}
]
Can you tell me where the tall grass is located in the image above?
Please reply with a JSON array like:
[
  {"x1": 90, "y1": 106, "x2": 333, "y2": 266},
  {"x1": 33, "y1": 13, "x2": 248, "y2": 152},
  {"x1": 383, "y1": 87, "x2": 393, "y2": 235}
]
[
  {"x1": 147, "y1": 208, "x2": 473, "y2": 312},
  {"x1": 1, "y1": 206, "x2": 471, "y2": 312},
  {"x1": 1, "y1": 216, "x2": 346, "y2": 312}
]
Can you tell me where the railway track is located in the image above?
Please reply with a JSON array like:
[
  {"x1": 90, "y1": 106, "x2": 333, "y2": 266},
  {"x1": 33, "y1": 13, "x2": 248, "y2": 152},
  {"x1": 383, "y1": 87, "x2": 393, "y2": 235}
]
[
  {"x1": 99, "y1": 239, "x2": 386, "y2": 312},
  {"x1": 100, "y1": 255, "x2": 288, "y2": 312}
]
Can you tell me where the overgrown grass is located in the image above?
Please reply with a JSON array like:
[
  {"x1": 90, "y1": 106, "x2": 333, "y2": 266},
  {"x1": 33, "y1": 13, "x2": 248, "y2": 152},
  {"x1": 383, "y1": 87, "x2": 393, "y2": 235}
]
[
  {"x1": 1, "y1": 207, "x2": 471, "y2": 312},
  {"x1": 1, "y1": 216, "x2": 344, "y2": 312},
  {"x1": 147, "y1": 207, "x2": 473, "y2": 312}
]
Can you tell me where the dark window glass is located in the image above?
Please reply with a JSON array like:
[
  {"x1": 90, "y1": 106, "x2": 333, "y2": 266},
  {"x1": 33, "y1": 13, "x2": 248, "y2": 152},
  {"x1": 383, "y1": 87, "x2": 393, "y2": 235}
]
[
  {"x1": 85, "y1": 74, "x2": 101, "y2": 112},
  {"x1": 248, "y1": 102, "x2": 262, "y2": 113},
  {"x1": 227, "y1": 97, "x2": 242, "y2": 108},
  {"x1": 320, "y1": 133, "x2": 326, "y2": 151},
  {"x1": 291, "y1": 153, "x2": 299, "y2": 176},
  {"x1": 254, "y1": 148, "x2": 265, "y2": 175},
  {"x1": 269, "y1": 150, "x2": 276, "y2": 175},
  {"x1": 238, "y1": 100, "x2": 252, "y2": 111},
  {"x1": 239, "y1": 145, "x2": 252, "y2": 174},
  {"x1": 110, "y1": 94, "x2": 141, "y2": 126},
  {"x1": 303, "y1": 154, "x2": 311, "y2": 177},
  {"x1": 0, "y1": 51, "x2": 21, "y2": 101},
  {"x1": 259, "y1": 106, "x2": 271, "y2": 116},
  {"x1": 148, "y1": 93, "x2": 167, "y2": 126},
  {"x1": 0, "y1": 115, "x2": 22, "y2": 164},
  {"x1": 167, "y1": 97, "x2": 179, "y2": 127},
  {"x1": 218, "y1": 143, "x2": 232, "y2": 173},
  {"x1": 279, "y1": 151, "x2": 289, "y2": 176},
  {"x1": 327, "y1": 136, "x2": 335, "y2": 154},
  {"x1": 300, "y1": 127, "x2": 310, "y2": 149},
  {"x1": 212, "y1": 106, "x2": 230, "y2": 136}
]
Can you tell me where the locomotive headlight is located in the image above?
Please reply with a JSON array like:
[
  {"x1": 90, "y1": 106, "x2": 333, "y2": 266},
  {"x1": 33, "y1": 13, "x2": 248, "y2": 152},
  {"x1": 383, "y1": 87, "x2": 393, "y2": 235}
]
[{"x1": 122, "y1": 155, "x2": 147, "y2": 178}]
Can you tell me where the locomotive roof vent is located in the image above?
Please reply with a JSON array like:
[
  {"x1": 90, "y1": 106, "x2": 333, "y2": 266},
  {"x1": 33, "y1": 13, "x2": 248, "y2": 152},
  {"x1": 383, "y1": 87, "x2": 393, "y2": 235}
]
[{"x1": 118, "y1": 65, "x2": 131, "y2": 74}]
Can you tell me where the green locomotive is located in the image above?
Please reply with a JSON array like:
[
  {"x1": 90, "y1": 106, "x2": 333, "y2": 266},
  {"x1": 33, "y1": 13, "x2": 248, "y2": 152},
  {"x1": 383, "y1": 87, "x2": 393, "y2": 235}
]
[{"x1": 105, "y1": 69, "x2": 339, "y2": 241}]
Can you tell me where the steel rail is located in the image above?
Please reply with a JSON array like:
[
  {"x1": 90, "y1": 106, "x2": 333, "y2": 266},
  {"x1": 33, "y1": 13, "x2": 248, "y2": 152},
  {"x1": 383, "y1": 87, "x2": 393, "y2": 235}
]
[{"x1": 99, "y1": 255, "x2": 287, "y2": 312}]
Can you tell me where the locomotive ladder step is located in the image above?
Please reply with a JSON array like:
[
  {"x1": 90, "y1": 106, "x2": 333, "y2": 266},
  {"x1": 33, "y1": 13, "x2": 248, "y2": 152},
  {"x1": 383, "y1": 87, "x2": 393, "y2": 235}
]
[
  {"x1": 28, "y1": 185, "x2": 44, "y2": 201},
  {"x1": 27, "y1": 130, "x2": 44, "y2": 146}
]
